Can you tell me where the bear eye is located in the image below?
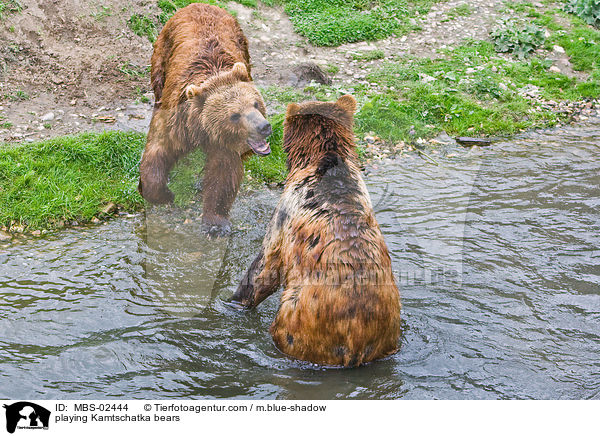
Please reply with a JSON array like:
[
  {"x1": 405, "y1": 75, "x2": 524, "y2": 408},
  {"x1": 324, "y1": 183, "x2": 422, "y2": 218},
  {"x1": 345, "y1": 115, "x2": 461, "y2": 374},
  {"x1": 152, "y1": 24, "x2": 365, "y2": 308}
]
[
  {"x1": 230, "y1": 113, "x2": 241, "y2": 122},
  {"x1": 254, "y1": 102, "x2": 259, "y2": 109}
]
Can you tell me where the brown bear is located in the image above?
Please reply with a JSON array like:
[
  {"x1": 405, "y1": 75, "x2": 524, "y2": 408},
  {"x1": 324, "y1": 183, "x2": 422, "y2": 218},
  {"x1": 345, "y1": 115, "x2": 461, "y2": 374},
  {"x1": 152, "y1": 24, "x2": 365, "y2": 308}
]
[
  {"x1": 138, "y1": 3, "x2": 272, "y2": 235},
  {"x1": 231, "y1": 95, "x2": 401, "y2": 367}
]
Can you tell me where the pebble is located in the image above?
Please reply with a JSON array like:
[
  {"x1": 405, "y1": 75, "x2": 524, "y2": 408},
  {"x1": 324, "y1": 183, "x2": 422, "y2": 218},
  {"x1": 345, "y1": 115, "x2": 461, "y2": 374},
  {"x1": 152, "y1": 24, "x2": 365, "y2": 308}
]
[
  {"x1": 41, "y1": 112, "x2": 55, "y2": 121},
  {"x1": 549, "y1": 66, "x2": 561, "y2": 73}
]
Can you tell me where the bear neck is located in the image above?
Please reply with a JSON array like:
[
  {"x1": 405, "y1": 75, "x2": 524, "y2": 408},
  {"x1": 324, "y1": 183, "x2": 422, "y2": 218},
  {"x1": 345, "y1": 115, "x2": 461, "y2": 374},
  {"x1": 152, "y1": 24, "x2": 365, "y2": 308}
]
[
  {"x1": 285, "y1": 117, "x2": 357, "y2": 173},
  {"x1": 185, "y1": 37, "x2": 238, "y2": 84}
]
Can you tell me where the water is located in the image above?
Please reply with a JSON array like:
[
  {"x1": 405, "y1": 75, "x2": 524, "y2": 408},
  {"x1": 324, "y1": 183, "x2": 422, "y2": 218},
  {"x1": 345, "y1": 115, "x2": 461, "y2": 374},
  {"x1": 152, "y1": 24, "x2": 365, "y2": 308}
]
[{"x1": 1, "y1": 120, "x2": 599, "y2": 399}]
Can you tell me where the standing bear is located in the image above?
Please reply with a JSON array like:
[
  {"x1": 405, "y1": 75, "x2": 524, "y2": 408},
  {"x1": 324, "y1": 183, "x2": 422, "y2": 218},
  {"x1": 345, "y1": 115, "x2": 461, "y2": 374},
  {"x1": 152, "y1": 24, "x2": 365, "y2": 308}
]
[
  {"x1": 231, "y1": 95, "x2": 401, "y2": 367},
  {"x1": 138, "y1": 4, "x2": 272, "y2": 234}
]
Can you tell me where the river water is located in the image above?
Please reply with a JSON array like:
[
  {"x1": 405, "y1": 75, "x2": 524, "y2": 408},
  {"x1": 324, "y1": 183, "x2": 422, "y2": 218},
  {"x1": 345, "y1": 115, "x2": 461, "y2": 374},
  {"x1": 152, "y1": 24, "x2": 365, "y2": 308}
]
[{"x1": 1, "y1": 120, "x2": 599, "y2": 399}]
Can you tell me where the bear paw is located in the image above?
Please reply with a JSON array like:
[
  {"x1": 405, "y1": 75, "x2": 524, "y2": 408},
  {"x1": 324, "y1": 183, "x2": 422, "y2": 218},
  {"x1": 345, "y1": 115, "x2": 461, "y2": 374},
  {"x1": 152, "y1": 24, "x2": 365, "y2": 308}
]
[{"x1": 202, "y1": 215, "x2": 232, "y2": 237}]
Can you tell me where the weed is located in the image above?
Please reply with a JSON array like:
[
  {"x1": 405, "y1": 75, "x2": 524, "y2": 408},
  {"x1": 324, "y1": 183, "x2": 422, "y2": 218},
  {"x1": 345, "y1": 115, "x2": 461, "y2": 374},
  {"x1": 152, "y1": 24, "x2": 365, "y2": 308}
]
[
  {"x1": 490, "y1": 18, "x2": 546, "y2": 58},
  {"x1": 43, "y1": 123, "x2": 51, "y2": 129},
  {"x1": 119, "y1": 62, "x2": 151, "y2": 78},
  {"x1": 92, "y1": 5, "x2": 112, "y2": 21},
  {"x1": 3, "y1": 90, "x2": 29, "y2": 101},
  {"x1": 326, "y1": 64, "x2": 340, "y2": 75},
  {"x1": 127, "y1": 13, "x2": 158, "y2": 42},
  {"x1": 564, "y1": 0, "x2": 600, "y2": 27},
  {"x1": 0, "y1": 122, "x2": 13, "y2": 129}
]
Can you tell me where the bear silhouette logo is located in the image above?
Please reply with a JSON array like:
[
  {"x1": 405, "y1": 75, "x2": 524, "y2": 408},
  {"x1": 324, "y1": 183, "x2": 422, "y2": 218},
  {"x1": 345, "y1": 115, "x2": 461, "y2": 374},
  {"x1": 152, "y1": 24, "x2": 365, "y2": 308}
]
[{"x1": 3, "y1": 402, "x2": 50, "y2": 434}]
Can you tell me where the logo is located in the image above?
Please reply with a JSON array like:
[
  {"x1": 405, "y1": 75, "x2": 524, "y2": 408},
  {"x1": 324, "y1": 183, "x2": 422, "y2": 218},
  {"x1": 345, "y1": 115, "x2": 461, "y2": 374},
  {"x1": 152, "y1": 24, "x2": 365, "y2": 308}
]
[{"x1": 3, "y1": 402, "x2": 50, "y2": 434}]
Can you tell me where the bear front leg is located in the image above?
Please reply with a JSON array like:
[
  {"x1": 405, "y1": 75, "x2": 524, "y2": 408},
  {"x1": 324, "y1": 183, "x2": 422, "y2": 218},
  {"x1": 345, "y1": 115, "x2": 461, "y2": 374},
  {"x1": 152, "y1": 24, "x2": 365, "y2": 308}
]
[
  {"x1": 201, "y1": 149, "x2": 243, "y2": 236},
  {"x1": 138, "y1": 119, "x2": 176, "y2": 204},
  {"x1": 231, "y1": 250, "x2": 281, "y2": 308}
]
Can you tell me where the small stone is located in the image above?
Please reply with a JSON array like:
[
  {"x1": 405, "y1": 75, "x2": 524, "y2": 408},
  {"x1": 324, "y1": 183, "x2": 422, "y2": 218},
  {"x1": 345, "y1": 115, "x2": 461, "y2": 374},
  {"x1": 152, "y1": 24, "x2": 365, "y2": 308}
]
[
  {"x1": 0, "y1": 231, "x2": 11, "y2": 241},
  {"x1": 549, "y1": 66, "x2": 561, "y2": 73},
  {"x1": 70, "y1": 99, "x2": 76, "y2": 105},
  {"x1": 31, "y1": 230, "x2": 41, "y2": 236},
  {"x1": 41, "y1": 112, "x2": 55, "y2": 121},
  {"x1": 91, "y1": 217, "x2": 101, "y2": 224},
  {"x1": 101, "y1": 202, "x2": 117, "y2": 214},
  {"x1": 553, "y1": 45, "x2": 565, "y2": 54}
]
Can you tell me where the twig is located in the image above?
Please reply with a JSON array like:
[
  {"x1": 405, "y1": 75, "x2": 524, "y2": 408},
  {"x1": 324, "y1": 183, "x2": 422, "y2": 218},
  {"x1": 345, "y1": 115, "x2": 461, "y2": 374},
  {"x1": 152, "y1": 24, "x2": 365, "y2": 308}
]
[{"x1": 417, "y1": 149, "x2": 439, "y2": 166}]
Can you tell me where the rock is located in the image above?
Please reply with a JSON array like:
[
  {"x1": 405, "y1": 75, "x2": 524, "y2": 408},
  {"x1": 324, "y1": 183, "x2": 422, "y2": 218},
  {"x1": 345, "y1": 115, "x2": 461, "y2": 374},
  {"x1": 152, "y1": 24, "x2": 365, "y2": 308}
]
[
  {"x1": 40, "y1": 112, "x2": 55, "y2": 121},
  {"x1": 31, "y1": 230, "x2": 41, "y2": 236},
  {"x1": 419, "y1": 73, "x2": 436, "y2": 83},
  {"x1": 0, "y1": 231, "x2": 11, "y2": 241},
  {"x1": 288, "y1": 62, "x2": 332, "y2": 88},
  {"x1": 91, "y1": 217, "x2": 101, "y2": 224},
  {"x1": 101, "y1": 202, "x2": 117, "y2": 214},
  {"x1": 553, "y1": 45, "x2": 565, "y2": 54},
  {"x1": 549, "y1": 66, "x2": 561, "y2": 73}
]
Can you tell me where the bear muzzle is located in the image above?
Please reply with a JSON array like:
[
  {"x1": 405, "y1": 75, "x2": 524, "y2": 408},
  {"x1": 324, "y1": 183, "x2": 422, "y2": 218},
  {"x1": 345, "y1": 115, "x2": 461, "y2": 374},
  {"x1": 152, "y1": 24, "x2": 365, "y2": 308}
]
[{"x1": 246, "y1": 113, "x2": 272, "y2": 156}]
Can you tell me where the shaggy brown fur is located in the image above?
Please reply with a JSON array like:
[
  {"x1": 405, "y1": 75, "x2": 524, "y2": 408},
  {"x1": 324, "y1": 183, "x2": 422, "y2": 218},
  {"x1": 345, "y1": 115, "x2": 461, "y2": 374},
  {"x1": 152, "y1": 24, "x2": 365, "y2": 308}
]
[
  {"x1": 138, "y1": 4, "x2": 271, "y2": 234},
  {"x1": 231, "y1": 95, "x2": 401, "y2": 367}
]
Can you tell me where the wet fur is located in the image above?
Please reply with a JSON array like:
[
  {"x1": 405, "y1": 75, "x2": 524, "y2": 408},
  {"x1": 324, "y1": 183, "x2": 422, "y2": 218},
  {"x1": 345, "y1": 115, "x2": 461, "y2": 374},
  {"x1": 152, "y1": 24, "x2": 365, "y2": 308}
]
[
  {"x1": 232, "y1": 96, "x2": 401, "y2": 367},
  {"x1": 138, "y1": 4, "x2": 265, "y2": 232}
]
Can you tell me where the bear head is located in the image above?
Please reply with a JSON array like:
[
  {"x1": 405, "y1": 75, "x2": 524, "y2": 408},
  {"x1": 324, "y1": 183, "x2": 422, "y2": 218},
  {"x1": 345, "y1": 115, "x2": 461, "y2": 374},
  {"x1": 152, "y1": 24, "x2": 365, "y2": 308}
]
[
  {"x1": 185, "y1": 62, "x2": 271, "y2": 156},
  {"x1": 283, "y1": 95, "x2": 357, "y2": 170}
]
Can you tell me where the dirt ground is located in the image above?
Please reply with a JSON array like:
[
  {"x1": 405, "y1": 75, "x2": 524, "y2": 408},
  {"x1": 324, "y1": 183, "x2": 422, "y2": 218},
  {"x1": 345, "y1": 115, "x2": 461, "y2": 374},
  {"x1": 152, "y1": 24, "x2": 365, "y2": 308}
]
[{"x1": 0, "y1": 0, "x2": 574, "y2": 143}]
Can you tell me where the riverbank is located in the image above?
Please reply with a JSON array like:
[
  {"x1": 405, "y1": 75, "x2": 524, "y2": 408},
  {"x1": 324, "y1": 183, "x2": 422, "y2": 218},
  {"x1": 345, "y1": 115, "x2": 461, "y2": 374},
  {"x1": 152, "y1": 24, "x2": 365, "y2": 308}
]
[{"x1": 1, "y1": 0, "x2": 599, "y2": 233}]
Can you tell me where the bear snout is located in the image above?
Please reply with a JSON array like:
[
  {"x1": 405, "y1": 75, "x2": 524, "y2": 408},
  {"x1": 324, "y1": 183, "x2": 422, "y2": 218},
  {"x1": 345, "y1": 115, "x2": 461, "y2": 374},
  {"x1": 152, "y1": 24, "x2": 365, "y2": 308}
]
[{"x1": 257, "y1": 120, "x2": 272, "y2": 138}]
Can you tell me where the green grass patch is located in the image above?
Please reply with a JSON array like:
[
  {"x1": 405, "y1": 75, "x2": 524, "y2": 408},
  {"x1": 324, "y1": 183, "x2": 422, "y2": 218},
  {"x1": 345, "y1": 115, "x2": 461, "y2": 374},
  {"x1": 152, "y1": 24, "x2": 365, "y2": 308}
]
[
  {"x1": 0, "y1": 0, "x2": 22, "y2": 19},
  {"x1": 352, "y1": 50, "x2": 386, "y2": 61},
  {"x1": 0, "y1": 131, "x2": 145, "y2": 230},
  {"x1": 2, "y1": 90, "x2": 29, "y2": 102},
  {"x1": 356, "y1": 38, "x2": 599, "y2": 141},
  {"x1": 444, "y1": 4, "x2": 473, "y2": 20},
  {"x1": 127, "y1": 13, "x2": 158, "y2": 42},
  {"x1": 245, "y1": 114, "x2": 287, "y2": 184},
  {"x1": 280, "y1": 0, "x2": 440, "y2": 46}
]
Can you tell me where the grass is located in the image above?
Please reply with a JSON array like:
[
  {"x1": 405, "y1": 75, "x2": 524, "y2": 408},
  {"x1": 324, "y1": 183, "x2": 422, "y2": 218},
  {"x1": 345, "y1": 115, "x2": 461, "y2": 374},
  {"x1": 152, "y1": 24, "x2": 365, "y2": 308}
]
[
  {"x1": 280, "y1": 0, "x2": 440, "y2": 46},
  {"x1": 119, "y1": 62, "x2": 151, "y2": 79},
  {"x1": 0, "y1": 120, "x2": 285, "y2": 230},
  {"x1": 0, "y1": 0, "x2": 21, "y2": 19},
  {"x1": 0, "y1": 132, "x2": 145, "y2": 231},
  {"x1": 2, "y1": 90, "x2": 29, "y2": 102},
  {"x1": 127, "y1": 13, "x2": 158, "y2": 42},
  {"x1": 352, "y1": 50, "x2": 386, "y2": 61},
  {"x1": 356, "y1": 37, "x2": 599, "y2": 141}
]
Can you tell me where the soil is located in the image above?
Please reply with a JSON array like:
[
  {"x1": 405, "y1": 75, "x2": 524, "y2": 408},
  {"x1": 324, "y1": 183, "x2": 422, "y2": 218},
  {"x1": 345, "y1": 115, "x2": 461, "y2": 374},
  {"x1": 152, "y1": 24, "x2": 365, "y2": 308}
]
[{"x1": 0, "y1": 0, "x2": 586, "y2": 143}]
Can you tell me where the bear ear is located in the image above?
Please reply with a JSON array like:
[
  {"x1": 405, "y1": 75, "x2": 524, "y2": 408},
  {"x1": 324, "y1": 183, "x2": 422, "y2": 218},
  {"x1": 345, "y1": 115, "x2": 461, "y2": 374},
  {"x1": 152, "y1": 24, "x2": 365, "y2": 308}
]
[
  {"x1": 231, "y1": 62, "x2": 249, "y2": 81},
  {"x1": 286, "y1": 102, "x2": 301, "y2": 118},
  {"x1": 185, "y1": 84, "x2": 203, "y2": 100},
  {"x1": 336, "y1": 94, "x2": 357, "y2": 114}
]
